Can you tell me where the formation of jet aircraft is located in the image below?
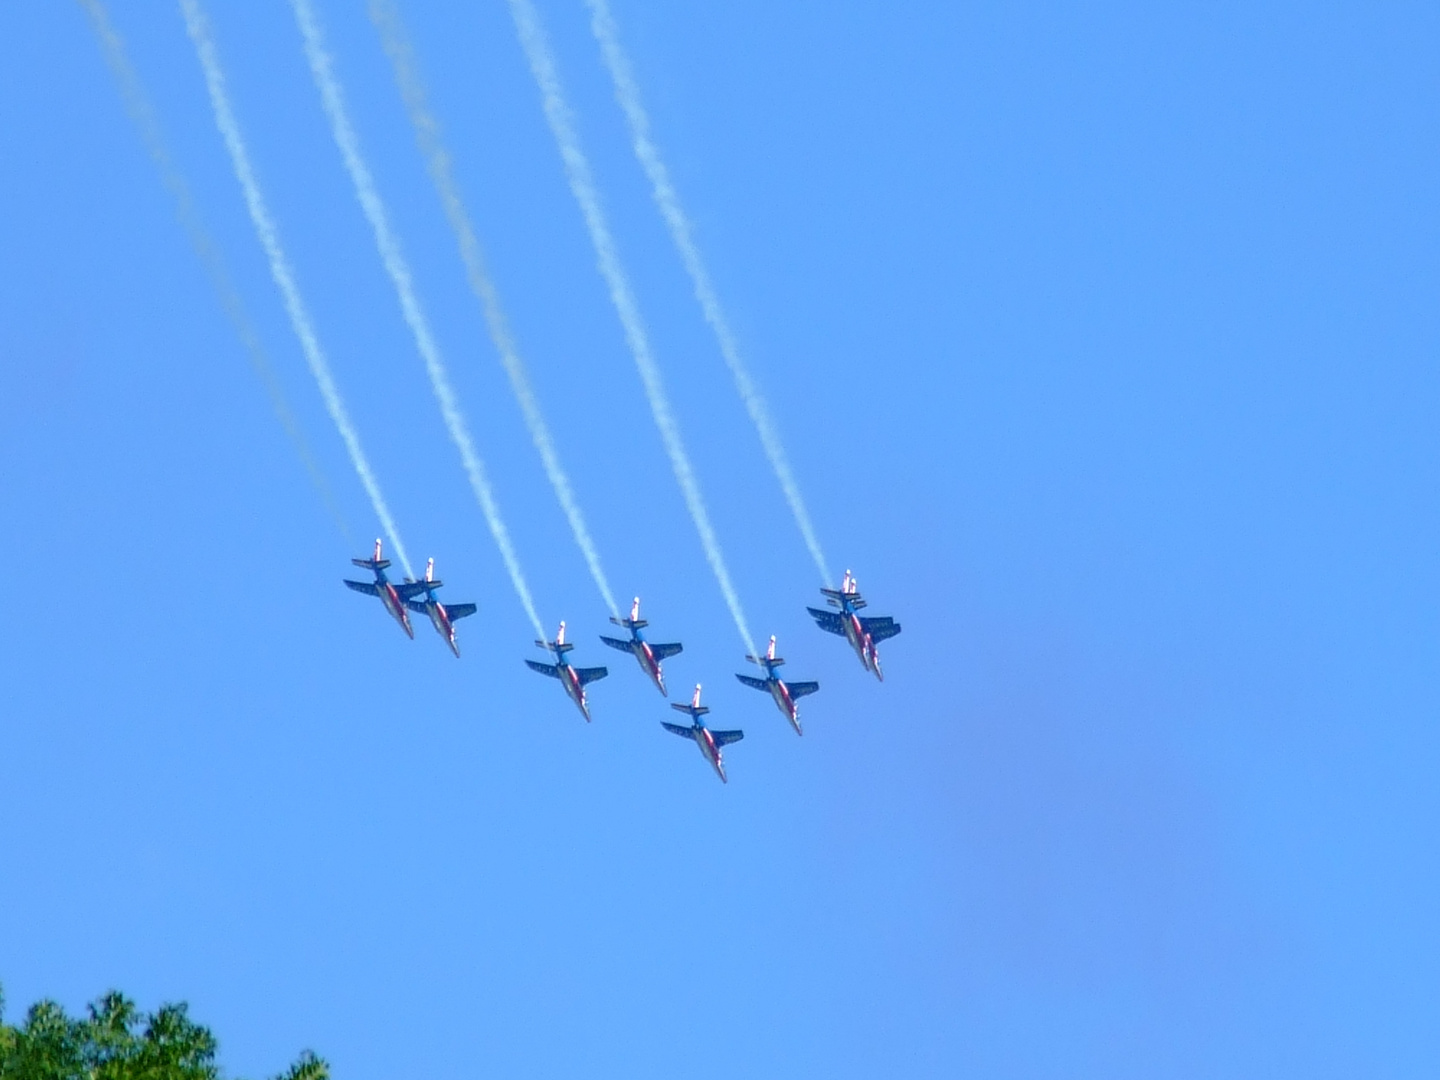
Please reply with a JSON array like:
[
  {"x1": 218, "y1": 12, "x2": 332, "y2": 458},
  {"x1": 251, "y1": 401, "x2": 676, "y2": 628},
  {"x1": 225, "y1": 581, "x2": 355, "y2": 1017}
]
[{"x1": 343, "y1": 544, "x2": 902, "y2": 782}]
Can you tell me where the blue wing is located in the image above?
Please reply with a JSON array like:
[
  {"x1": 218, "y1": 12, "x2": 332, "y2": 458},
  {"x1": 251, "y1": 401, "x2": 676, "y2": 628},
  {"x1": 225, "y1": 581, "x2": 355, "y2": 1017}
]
[
  {"x1": 651, "y1": 642, "x2": 684, "y2": 661},
  {"x1": 735, "y1": 674, "x2": 770, "y2": 692},
  {"x1": 787, "y1": 681, "x2": 820, "y2": 700},
  {"x1": 405, "y1": 599, "x2": 429, "y2": 614},
  {"x1": 395, "y1": 581, "x2": 430, "y2": 601},
  {"x1": 660, "y1": 721, "x2": 695, "y2": 740},
  {"x1": 807, "y1": 607, "x2": 845, "y2": 636},
  {"x1": 445, "y1": 603, "x2": 477, "y2": 621},
  {"x1": 861, "y1": 616, "x2": 901, "y2": 643},
  {"x1": 712, "y1": 729, "x2": 745, "y2": 748},
  {"x1": 575, "y1": 666, "x2": 609, "y2": 686},
  {"x1": 598, "y1": 635, "x2": 633, "y2": 654},
  {"x1": 525, "y1": 659, "x2": 560, "y2": 678},
  {"x1": 343, "y1": 579, "x2": 379, "y2": 596}
]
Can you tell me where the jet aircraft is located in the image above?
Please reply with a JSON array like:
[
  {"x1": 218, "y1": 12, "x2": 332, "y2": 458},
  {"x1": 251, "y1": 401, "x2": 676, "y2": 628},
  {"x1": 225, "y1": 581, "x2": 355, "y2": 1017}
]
[
  {"x1": 343, "y1": 539, "x2": 427, "y2": 639},
  {"x1": 403, "y1": 557, "x2": 477, "y2": 658},
  {"x1": 525, "y1": 621, "x2": 609, "y2": 721},
  {"x1": 806, "y1": 570, "x2": 902, "y2": 680},
  {"x1": 736, "y1": 635, "x2": 819, "y2": 735},
  {"x1": 661, "y1": 684, "x2": 744, "y2": 784},
  {"x1": 599, "y1": 596, "x2": 683, "y2": 695}
]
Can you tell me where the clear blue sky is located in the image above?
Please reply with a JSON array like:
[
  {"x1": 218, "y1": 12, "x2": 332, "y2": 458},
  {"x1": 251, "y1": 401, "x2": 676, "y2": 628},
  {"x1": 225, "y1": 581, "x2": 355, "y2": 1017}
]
[{"x1": 2, "y1": 2, "x2": 1437, "y2": 1077}]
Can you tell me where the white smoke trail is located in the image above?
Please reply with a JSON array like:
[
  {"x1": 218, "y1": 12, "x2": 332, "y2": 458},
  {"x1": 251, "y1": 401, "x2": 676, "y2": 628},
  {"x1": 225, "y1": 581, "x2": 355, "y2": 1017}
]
[
  {"x1": 586, "y1": 0, "x2": 831, "y2": 588},
  {"x1": 369, "y1": 0, "x2": 620, "y2": 622},
  {"x1": 80, "y1": 0, "x2": 348, "y2": 538},
  {"x1": 292, "y1": 0, "x2": 545, "y2": 641},
  {"x1": 508, "y1": 0, "x2": 758, "y2": 658},
  {"x1": 179, "y1": 0, "x2": 412, "y2": 576}
]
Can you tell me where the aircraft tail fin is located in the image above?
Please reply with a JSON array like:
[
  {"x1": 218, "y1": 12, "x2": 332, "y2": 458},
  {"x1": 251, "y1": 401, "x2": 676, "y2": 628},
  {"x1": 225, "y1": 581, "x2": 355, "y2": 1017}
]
[
  {"x1": 609, "y1": 595, "x2": 648, "y2": 630},
  {"x1": 351, "y1": 538, "x2": 391, "y2": 571}
]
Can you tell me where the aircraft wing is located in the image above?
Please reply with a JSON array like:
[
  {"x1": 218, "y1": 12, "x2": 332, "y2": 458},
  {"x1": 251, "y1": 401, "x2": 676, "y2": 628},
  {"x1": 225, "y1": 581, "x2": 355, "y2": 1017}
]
[
  {"x1": 860, "y1": 616, "x2": 902, "y2": 643},
  {"x1": 787, "y1": 681, "x2": 821, "y2": 700},
  {"x1": 651, "y1": 642, "x2": 684, "y2": 661},
  {"x1": 712, "y1": 729, "x2": 745, "y2": 748},
  {"x1": 598, "y1": 635, "x2": 633, "y2": 654},
  {"x1": 807, "y1": 607, "x2": 846, "y2": 636},
  {"x1": 343, "y1": 579, "x2": 380, "y2": 596},
  {"x1": 525, "y1": 659, "x2": 560, "y2": 679},
  {"x1": 660, "y1": 721, "x2": 695, "y2": 740},
  {"x1": 735, "y1": 674, "x2": 770, "y2": 692},
  {"x1": 575, "y1": 666, "x2": 609, "y2": 686},
  {"x1": 404, "y1": 599, "x2": 429, "y2": 615},
  {"x1": 395, "y1": 581, "x2": 430, "y2": 601},
  {"x1": 445, "y1": 603, "x2": 478, "y2": 621}
]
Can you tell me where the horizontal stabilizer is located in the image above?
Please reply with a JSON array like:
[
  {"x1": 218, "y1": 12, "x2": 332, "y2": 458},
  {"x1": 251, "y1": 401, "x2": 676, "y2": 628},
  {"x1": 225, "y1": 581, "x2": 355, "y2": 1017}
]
[
  {"x1": 352, "y1": 557, "x2": 391, "y2": 571},
  {"x1": 343, "y1": 579, "x2": 380, "y2": 597},
  {"x1": 598, "y1": 635, "x2": 633, "y2": 654},
  {"x1": 735, "y1": 674, "x2": 770, "y2": 693},
  {"x1": 660, "y1": 721, "x2": 695, "y2": 741},
  {"x1": 712, "y1": 729, "x2": 744, "y2": 748},
  {"x1": 671, "y1": 700, "x2": 710, "y2": 717},
  {"x1": 446, "y1": 602, "x2": 477, "y2": 621},
  {"x1": 650, "y1": 642, "x2": 683, "y2": 662},
  {"x1": 861, "y1": 616, "x2": 902, "y2": 643},
  {"x1": 788, "y1": 680, "x2": 821, "y2": 700},
  {"x1": 536, "y1": 640, "x2": 575, "y2": 654},
  {"x1": 609, "y1": 616, "x2": 647, "y2": 630},
  {"x1": 807, "y1": 608, "x2": 846, "y2": 636},
  {"x1": 575, "y1": 666, "x2": 608, "y2": 686},
  {"x1": 525, "y1": 659, "x2": 560, "y2": 679}
]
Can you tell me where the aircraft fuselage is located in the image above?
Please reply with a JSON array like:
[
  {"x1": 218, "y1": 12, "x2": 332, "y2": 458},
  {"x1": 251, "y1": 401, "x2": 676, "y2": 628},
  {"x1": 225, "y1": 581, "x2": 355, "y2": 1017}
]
[
  {"x1": 379, "y1": 578, "x2": 414, "y2": 638},
  {"x1": 695, "y1": 725, "x2": 727, "y2": 783},
  {"x1": 767, "y1": 678, "x2": 802, "y2": 734},
  {"x1": 560, "y1": 662, "x2": 591, "y2": 721},
  {"x1": 840, "y1": 606, "x2": 881, "y2": 679},
  {"x1": 421, "y1": 598, "x2": 458, "y2": 656}
]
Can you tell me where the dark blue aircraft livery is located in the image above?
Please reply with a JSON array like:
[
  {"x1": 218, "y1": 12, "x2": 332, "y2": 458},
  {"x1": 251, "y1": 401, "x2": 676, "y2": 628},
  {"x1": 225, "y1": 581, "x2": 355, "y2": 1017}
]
[
  {"x1": 662, "y1": 684, "x2": 744, "y2": 784},
  {"x1": 736, "y1": 635, "x2": 820, "y2": 735},
  {"x1": 404, "y1": 557, "x2": 477, "y2": 658},
  {"x1": 344, "y1": 539, "x2": 427, "y2": 639},
  {"x1": 807, "y1": 570, "x2": 902, "y2": 680},
  {"x1": 599, "y1": 596, "x2": 683, "y2": 695},
  {"x1": 526, "y1": 621, "x2": 608, "y2": 721}
]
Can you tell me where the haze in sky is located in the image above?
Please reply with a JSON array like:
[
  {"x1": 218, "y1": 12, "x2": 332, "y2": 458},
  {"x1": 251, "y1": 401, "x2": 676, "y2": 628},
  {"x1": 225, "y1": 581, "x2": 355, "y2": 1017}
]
[{"x1": 1, "y1": 3, "x2": 1436, "y2": 1078}]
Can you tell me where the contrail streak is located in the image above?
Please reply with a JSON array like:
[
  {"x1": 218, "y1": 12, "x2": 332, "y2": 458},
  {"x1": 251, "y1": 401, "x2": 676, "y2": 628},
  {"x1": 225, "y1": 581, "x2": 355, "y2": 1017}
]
[
  {"x1": 80, "y1": 0, "x2": 348, "y2": 538},
  {"x1": 508, "y1": 0, "x2": 757, "y2": 658},
  {"x1": 292, "y1": 0, "x2": 544, "y2": 641},
  {"x1": 586, "y1": 0, "x2": 831, "y2": 587},
  {"x1": 369, "y1": 0, "x2": 620, "y2": 622},
  {"x1": 180, "y1": 0, "x2": 412, "y2": 576}
]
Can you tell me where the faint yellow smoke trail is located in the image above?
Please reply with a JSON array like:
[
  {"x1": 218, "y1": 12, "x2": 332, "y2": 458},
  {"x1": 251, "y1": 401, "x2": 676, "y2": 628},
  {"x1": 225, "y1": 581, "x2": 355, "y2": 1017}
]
[
  {"x1": 509, "y1": 0, "x2": 759, "y2": 659},
  {"x1": 369, "y1": 0, "x2": 620, "y2": 622},
  {"x1": 292, "y1": 0, "x2": 544, "y2": 640},
  {"x1": 80, "y1": 0, "x2": 348, "y2": 539},
  {"x1": 180, "y1": 0, "x2": 413, "y2": 576},
  {"x1": 587, "y1": 0, "x2": 831, "y2": 587}
]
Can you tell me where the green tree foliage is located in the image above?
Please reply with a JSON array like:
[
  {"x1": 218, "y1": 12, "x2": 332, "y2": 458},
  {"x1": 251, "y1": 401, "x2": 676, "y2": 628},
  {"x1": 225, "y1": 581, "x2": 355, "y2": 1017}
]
[{"x1": 0, "y1": 986, "x2": 326, "y2": 1080}]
